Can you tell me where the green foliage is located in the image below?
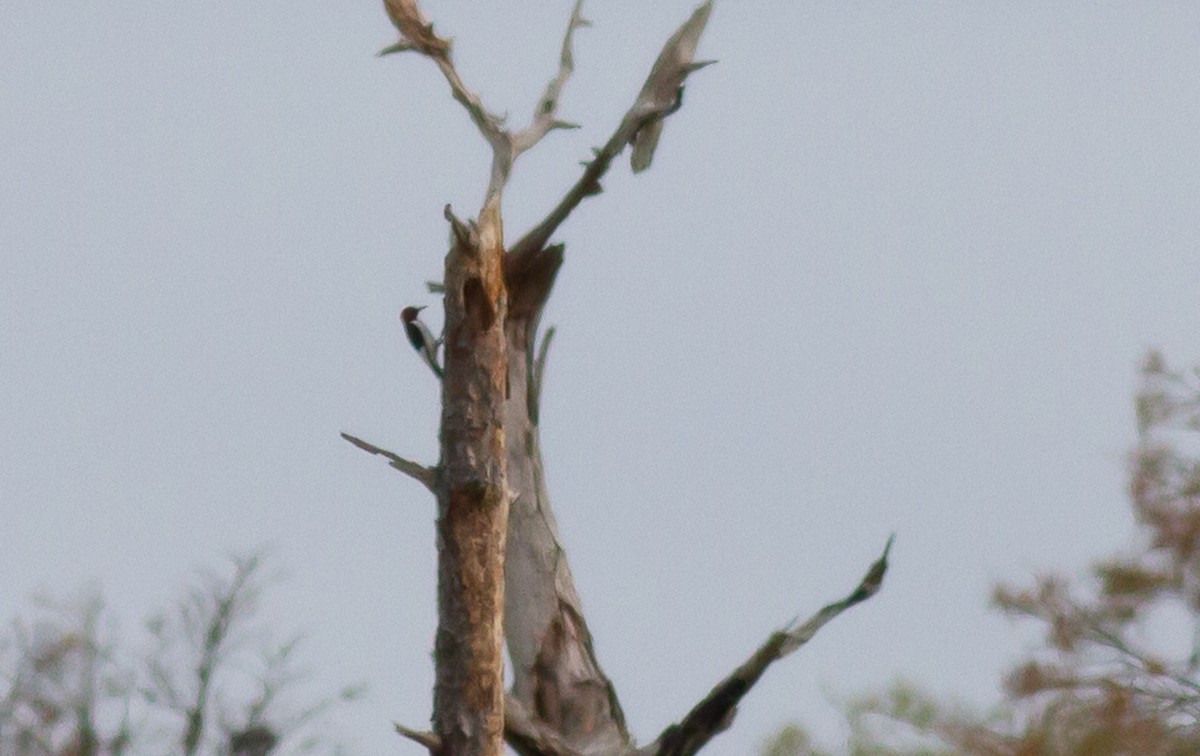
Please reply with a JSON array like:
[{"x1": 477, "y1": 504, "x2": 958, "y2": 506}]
[
  {"x1": 760, "y1": 722, "x2": 831, "y2": 756},
  {"x1": 844, "y1": 680, "x2": 962, "y2": 756}
]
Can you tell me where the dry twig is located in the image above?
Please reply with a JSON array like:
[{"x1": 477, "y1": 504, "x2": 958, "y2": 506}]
[
  {"x1": 395, "y1": 722, "x2": 442, "y2": 752},
  {"x1": 381, "y1": 0, "x2": 589, "y2": 208},
  {"x1": 340, "y1": 432, "x2": 437, "y2": 492}
]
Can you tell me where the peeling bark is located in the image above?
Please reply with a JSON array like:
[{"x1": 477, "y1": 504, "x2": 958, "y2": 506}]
[{"x1": 432, "y1": 197, "x2": 511, "y2": 756}]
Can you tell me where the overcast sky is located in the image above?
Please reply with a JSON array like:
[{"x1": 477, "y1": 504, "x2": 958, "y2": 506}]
[{"x1": 3, "y1": 1, "x2": 1200, "y2": 753}]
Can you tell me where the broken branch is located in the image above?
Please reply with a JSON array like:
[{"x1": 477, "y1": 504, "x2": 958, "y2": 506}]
[
  {"x1": 394, "y1": 722, "x2": 441, "y2": 752},
  {"x1": 628, "y1": 0, "x2": 716, "y2": 173},
  {"x1": 444, "y1": 204, "x2": 477, "y2": 250},
  {"x1": 529, "y1": 325, "x2": 557, "y2": 423},
  {"x1": 381, "y1": 0, "x2": 451, "y2": 59},
  {"x1": 646, "y1": 534, "x2": 895, "y2": 756},
  {"x1": 340, "y1": 432, "x2": 437, "y2": 492},
  {"x1": 625, "y1": 0, "x2": 716, "y2": 175}
]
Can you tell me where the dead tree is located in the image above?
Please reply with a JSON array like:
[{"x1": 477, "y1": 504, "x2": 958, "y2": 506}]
[{"x1": 343, "y1": 2, "x2": 893, "y2": 754}]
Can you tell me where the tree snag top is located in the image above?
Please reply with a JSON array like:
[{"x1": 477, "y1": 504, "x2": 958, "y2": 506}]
[{"x1": 350, "y1": 3, "x2": 895, "y2": 754}]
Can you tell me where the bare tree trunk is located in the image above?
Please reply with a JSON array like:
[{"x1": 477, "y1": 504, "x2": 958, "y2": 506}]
[{"x1": 433, "y1": 197, "x2": 511, "y2": 756}]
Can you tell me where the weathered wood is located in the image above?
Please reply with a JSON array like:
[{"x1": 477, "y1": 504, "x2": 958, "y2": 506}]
[
  {"x1": 495, "y1": 7, "x2": 725, "y2": 741},
  {"x1": 339, "y1": 432, "x2": 437, "y2": 492},
  {"x1": 502, "y1": 244, "x2": 630, "y2": 753},
  {"x1": 374, "y1": 4, "x2": 894, "y2": 755},
  {"x1": 511, "y1": 1, "x2": 717, "y2": 259},
  {"x1": 433, "y1": 198, "x2": 510, "y2": 756}
]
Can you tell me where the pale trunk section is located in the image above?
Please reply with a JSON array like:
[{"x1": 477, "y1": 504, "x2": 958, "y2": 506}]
[{"x1": 502, "y1": 244, "x2": 629, "y2": 754}]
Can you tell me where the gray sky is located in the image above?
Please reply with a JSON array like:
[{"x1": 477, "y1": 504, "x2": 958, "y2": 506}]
[{"x1": 3, "y1": 1, "x2": 1200, "y2": 753}]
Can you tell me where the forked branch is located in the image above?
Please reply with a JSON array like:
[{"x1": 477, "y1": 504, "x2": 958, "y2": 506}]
[
  {"x1": 381, "y1": 0, "x2": 588, "y2": 208},
  {"x1": 511, "y1": 0, "x2": 716, "y2": 259},
  {"x1": 645, "y1": 535, "x2": 895, "y2": 756}
]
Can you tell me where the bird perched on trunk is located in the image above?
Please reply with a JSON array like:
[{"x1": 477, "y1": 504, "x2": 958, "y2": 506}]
[{"x1": 400, "y1": 305, "x2": 443, "y2": 378}]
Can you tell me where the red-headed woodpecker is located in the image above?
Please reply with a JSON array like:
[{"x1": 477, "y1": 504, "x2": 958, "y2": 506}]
[{"x1": 400, "y1": 305, "x2": 443, "y2": 379}]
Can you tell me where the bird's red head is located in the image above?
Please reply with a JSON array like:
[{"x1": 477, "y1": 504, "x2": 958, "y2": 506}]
[{"x1": 400, "y1": 305, "x2": 426, "y2": 323}]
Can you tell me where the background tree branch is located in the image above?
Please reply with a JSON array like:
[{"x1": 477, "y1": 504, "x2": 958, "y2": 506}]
[{"x1": 1, "y1": 554, "x2": 355, "y2": 755}]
